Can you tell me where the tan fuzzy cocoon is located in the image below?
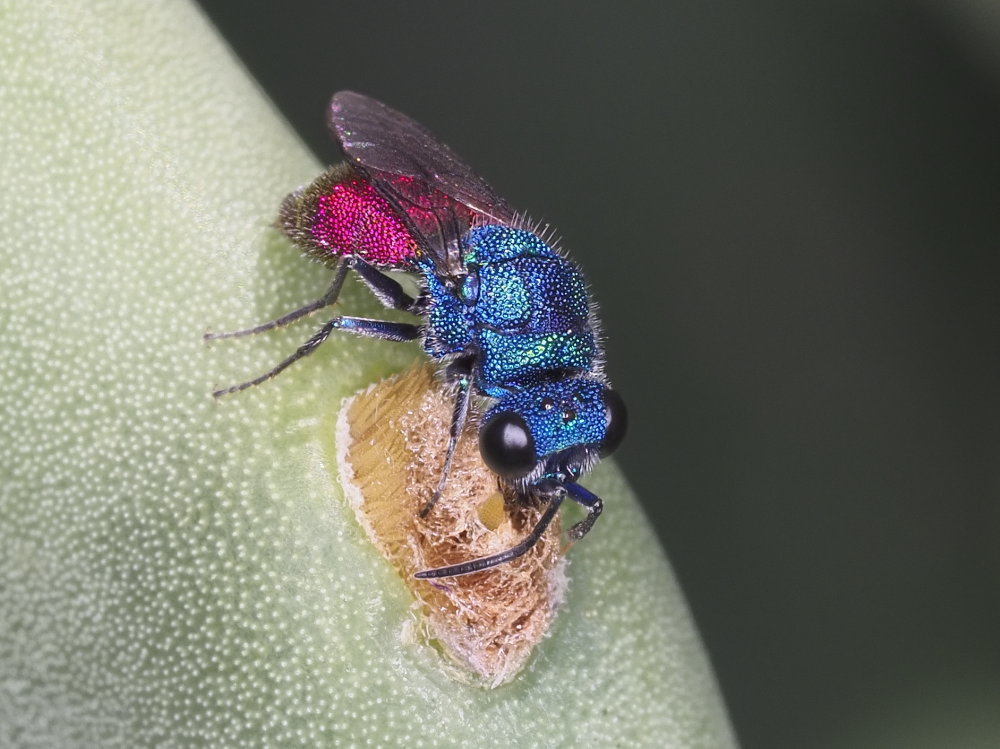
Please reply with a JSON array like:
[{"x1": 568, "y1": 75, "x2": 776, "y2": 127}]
[{"x1": 337, "y1": 364, "x2": 566, "y2": 686}]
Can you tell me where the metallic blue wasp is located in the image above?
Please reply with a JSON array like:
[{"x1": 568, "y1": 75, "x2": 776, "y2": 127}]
[{"x1": 209, "y1": 91, "x2": 627, "y2": 578}]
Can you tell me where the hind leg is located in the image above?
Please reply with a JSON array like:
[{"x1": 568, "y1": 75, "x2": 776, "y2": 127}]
[
  {"x1": 210, "y1": 257, "x2": 423, "y2": 396},
  {"x1": 206, "y1": 256, "x2": 418, "y2": 342},
  {"x1": 205, "y1": 260, "x2": 350, "y2": 340},
  {"x1": 212, "y1": 316, "x2": 421, "y2": 397}
]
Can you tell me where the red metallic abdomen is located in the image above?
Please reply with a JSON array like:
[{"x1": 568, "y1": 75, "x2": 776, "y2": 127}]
[{"x1": 279, "y1": 163, "x2": 419, "y2": 268}]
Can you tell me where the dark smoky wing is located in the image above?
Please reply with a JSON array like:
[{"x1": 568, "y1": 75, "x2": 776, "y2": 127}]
[{"x1": 327, "y1": 91, "x2": 516, "y2": 225}]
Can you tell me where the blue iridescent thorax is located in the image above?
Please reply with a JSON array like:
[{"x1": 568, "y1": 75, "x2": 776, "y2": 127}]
[{"x1": 421, "y1": 225, "x2": 598, "y2": 397}]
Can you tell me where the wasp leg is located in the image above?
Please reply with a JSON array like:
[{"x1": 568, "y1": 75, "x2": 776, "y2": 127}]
[
  {"x1": 205, "y1": 260, "x2": 350, "y2": 341},
  {"x1": 349, "y1": 257, "x2": 418, "y2": 312},
  {"x1": 204, "y1": 254, "x2": 415, "y2": 342},
  {"x1": 419, "y1": 358, "x2": 474, "y2": 518},
  {"x1": 563, "y1": 482, "x2": 604, "y2": 540},
  {"x1": 212, "y1": 316, "x2": 420, "y2": 398},
  {"x1": 414, "y1": 488, "x2": 565, "y2": 579}
]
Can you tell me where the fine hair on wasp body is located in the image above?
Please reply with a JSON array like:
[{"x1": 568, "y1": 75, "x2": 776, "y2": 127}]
[{"x1": 207, "y1": 91, "x2": 627, "y2": 578}]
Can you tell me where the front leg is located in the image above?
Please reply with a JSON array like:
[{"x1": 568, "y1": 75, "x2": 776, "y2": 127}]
[{"x1": 563, "y1": 482, "x2": 604, "y2": 540}]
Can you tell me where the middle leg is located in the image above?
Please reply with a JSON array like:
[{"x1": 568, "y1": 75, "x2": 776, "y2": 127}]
[{"x1": 419, "y1": 356, "x2": 475, "y2": 518}]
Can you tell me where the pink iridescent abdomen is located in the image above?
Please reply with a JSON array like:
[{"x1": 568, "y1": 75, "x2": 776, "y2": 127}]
[{"x1": 279, "y1": 163, "x2": 419, "y2": 268}]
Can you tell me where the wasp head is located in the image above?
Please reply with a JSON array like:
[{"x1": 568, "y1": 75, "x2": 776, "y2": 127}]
[{"x1": 478, "y1": 377, "x2": 627, "y2": 489}]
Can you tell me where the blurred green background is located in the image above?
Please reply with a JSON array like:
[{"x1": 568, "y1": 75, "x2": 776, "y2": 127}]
[{"x1": 196, "y1": 2, "x2": 1000, "y2": 746}]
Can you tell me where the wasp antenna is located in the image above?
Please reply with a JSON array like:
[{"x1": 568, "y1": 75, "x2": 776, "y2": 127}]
[{"x1": 414, "y1": 491, "x2": 565, "y2": 579}]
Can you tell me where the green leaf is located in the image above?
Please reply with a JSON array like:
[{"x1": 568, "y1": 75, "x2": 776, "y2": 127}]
[{"x1": 0, "y1": 1, "x2": 735, "y2": 745}]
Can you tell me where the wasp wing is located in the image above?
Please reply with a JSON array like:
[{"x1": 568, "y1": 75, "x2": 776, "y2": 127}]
[{"x1": 328, "y1": 91, "x2": 516, "y2": 275}]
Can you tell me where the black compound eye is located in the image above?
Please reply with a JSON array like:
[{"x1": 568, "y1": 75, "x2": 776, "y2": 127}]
[
  {"x1": 600, "y1": 389, "x2": 628, "y2": 457},
  {"x1": 479, "y1": 411, "x2": 536, "y2": 479}
]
